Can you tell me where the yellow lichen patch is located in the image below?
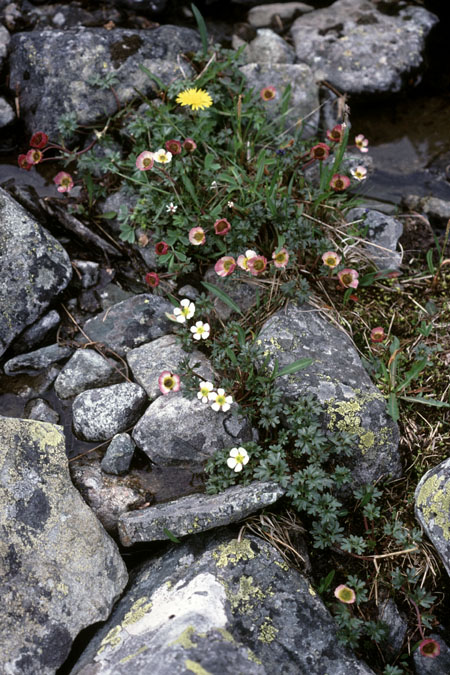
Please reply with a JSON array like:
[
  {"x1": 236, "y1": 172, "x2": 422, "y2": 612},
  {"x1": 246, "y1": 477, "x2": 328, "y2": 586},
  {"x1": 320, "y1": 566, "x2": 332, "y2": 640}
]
[
  {"x1": 33, "y1": 422, "x2": 65, "y2": 452},
  {"x1": 274, "y1": 560, "x2": 289, "y2": 572},
  {"x1": 308, "y1": 585, "x2": 316, "y2": 596},
  {"x1": 258, "y1": 618, "x2": 279, "y2": 643},
  {"x1": 417, "y1": 473, "x2": 450, "y2": 541},
  {"x1": 119, "y1": 645, "x2": 149, "y2": 664},
  {"x1": 217, "y1": 628, "x2": 235, "y2": 643},
  {"x1": 324, "y1": 392, "x2": 388, "y2": 453},
  {"x1": 122, "y1": 597, "x2": 153, "y2": 627},
  {"x1": 97, "y1": 625, "x2": 122, "y2": 654},
  {"x1": 185, "y1": 659, "x2": 212, "y2": 675},
  {"x1": 169, "y1": 626, "x2": 198, "y2": 649},
  {"x1": 226, "y1": 576, "x2": 266, "y2": 614},
  {"x1": 213, "y1": 538, "x2": 255, "y2": 568},
  {"x1": 247, "y1": 649, "x2": 263, "y2": 665}
]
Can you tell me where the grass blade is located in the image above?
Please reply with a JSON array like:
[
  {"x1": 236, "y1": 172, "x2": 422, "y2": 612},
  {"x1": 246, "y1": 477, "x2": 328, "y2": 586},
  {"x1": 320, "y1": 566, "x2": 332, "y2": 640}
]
[
  {"x1": 275, "y1": 358, "x2": 314, "y2": 378},
  {"x1": 191, "y1": 4, "x2": 209, "y2": 57},
  {"x1": 201, "y1": 280, "x2": 243, "y2": 315}
]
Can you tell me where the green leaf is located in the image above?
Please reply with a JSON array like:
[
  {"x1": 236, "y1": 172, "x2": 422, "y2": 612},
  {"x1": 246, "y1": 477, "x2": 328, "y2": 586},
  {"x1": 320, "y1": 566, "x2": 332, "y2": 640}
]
[
  {"x1": 317, "y1": 569, "x2": 335, "y2": 594},
  {"x1": 275, "y1": 358, "x2": 313, "y2": 378},
  {"x1": 100, "y1": 211, "x2": 117, "y2": 219},
  {"x1": 180, "y1": 172, "x2": 200, "y2": 207},
  {"x1": 398, "y1": 395, "x2": 450, "y2": 409},
  {"x1": 394, "y1": 358, "x2": 429, "y2": 393},
  {"x1": 387, "y1": 392, "x2": 399, "y2": 422},
  {"x1": 201, "y1": 280, "x2": 243, "y2": 315},
  {"x1": 138, "y1": 65, "x2": 166, "y2": 92},
  {"x1": 163, "y1": 528, "x2": 181, "y2": 544},
  {"x1": 191, "y1": 3, "x2": 209, "y2": 57}
]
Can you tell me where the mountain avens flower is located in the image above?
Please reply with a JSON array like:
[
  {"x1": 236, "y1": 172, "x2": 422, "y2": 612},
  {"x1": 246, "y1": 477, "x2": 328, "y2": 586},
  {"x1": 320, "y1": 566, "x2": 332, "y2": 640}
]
[
  {"x1": 350, "y1": 166, "x2": 367, "y2": 181},
  {"x1": 272, "y1": 247, "x2": 289, "y2": 268},
  {"x1": 198, "y1": 381, "x2": 214, "y2": 403},
  {"x1": 191, "y1": 321, "x2": 210, "y2": 340},
  {"x1": 215, "y1": 256, "x2": 236, "y2": 277},
  {"x1": 209, "y1": 388, "x2": 233, "y2": 412},
  {"x1": 158, "y1": 371, "x2": 181, "y2": 395},
  {"x1": 173, "y1": 299, "x2": 195, "y2": 323},
  {"x1": 355, "y1": 134, "x2": 369, "y2": 153},
  {"x1": 135, "y1": 151, "x2": 154, "y2": 171},
  {"x1": 322, "y1": 251, "x2": 341, "y2": 268},
  {"x1": 153, "y1": 149, "x2": 172, "y2": 164},
  {"x1": 176, "y1": 88, "x2": 213, "y2": 111},
  {"x1": 189, "y1": 227, "x2": 206, "y2": 246},
  {"x1": 227, "y1": 447, "x2": 249, "y2": 472}
]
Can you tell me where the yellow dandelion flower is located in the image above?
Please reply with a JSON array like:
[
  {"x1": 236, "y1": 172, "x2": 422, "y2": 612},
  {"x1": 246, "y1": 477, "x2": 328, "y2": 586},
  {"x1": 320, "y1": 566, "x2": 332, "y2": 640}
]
[{"x1": 175, "y1": 88, "x2": 213, "y2": 111}]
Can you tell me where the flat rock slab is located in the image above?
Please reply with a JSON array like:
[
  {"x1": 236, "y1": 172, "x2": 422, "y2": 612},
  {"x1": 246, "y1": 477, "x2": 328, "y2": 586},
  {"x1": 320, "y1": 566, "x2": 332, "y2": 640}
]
[
  {"x1": 79, "y1": 294, "x2": 174, "y2": 357},
  {"x1": 73, "y1": 382, "x2": 148, "y2": 441},
  {"x1": 4, "y1": 343, "x2": 73, "y2": 375},
  {"x1": 258, "y1": 303, "x2": 401, "y2": 488},
  {"x1": 0, "y1": 417, "x2": 128, "y2": 674},
  {"x1": 415, "y1": 457, "x2": 450, "y2": 579},
  {"x1": 54, "y1": 348, "x2": 124, "y2": 399},
  {"x1": 347, "y1": 208, "x2": 403, "y2": 271},
  {"x1": 9, "y1": 25, "x2": 201, "y2": 137},
  {"x1": 118, "y1": 481, "x2": 285, "y2": 545},
  {"x1": 132, "y1": 392, "x2": 254, "y2": 469},
  {"x1": 0, "y1": 188, "x2": 72, "y2": 357},
  {"x1": 71, "y1": 531, "x2": 373, "y2": 675},
  {"x1": 290, "y1": 0, "x2": 438, "y2": 96}
]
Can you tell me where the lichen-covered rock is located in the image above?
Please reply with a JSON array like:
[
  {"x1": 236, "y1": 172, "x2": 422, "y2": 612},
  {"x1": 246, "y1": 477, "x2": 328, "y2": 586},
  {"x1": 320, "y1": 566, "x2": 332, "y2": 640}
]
[
  {"x1": 79, "y1": 294, "x2": 174, "y2": 356},
  {"x1": 404, "y1": 194, "x2": 450, "y2": 229},
  {"x1": 101, "y1": 433, "x2": 135, "y2": 476},
  {"x1": 415, "y1": 458, "x2": 450, "y2": 579},
  {"x1": 237, "y1": 28, "x2": 296, "y2": 64},
  {"x1": 71, "y1": 531, "x2": 373, "y2": 675},
  {"x1": 347, "y1": 208, "x2": 403, "y2": 271},
  {"x1": 0, "y1": 188, "x2": 72, "y2": 357},
  {"x1": 247, "y1": 2, "x2": 314, "y2": 28},
  {"x1": 132, "y1": 392, "x2": 254, "y2": 469},
  {"x1": 4, "y1": 343, "x2": 73, "y2": 375},
  {"x1": 127, "y1": 334, "x2": 214, "y2": 401},
  {"x1": 73, "y1": 382, "x2": 148, "y2": 441},
  {"x1": 258, "y1": 303, "x2": 401, "y2": 488},
  {"x1": 9, "y1": 26, "x2": 201, "y2": 137},
  {"x1": 54, "y1": 348, "x2": 124, "y2": 399},
  {"x1": 118, "y1": 481, "x2": 285, "y2": 545},
  {"x1": 290, "y1": 0, "x2": 438, "y2": 96},
  {"x1": 0, "y1": 417, "x2": 128, "y2": 674},
  {"x1": 11, "y1": 310, "x2": 61, "y2": 356},
  {"x1": 0, "y1": 95, "x2": 15, "y2": 127}
]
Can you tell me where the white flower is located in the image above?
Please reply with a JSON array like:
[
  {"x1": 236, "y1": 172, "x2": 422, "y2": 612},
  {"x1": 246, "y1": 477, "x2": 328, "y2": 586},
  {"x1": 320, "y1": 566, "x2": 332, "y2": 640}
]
[
  {"x1": 173, "y1": 298, "x2": 195, "y2": 323},
  {"x1": 228, "y1": 201, "x2": 234, "y2": 208},
  {"x1": 350, "y1": 166, "x2": 367, "y2": 181},
  {"x1": 209, "y1": 388, "x2": 233, "y2": 412},
  {"x1": 197, "y1": 380, "x2": 214, "y2": 403},
  {"x1": 227, "y1": 447, "x2": 249, "y2": 472},
  {"x1": 154, "y1": 149, "x2": 172, "y2": 164},
  {"x1": 166, "y1": 202, "x2": 178, "y2": 213},
  {"x1": 210, "y1": 180, "x2": 218, "y2": 190},
  {"x1": 190, "y1": 321, "x2": 210, "y2": 340}
]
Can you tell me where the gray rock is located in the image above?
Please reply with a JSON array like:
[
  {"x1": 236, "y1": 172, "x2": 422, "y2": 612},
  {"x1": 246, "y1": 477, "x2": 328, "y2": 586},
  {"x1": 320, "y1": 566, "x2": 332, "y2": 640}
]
[
  {"x1": 0, "y1": 96, "x2": 15, "y2": 127},
  {"x1": 116, "y1": 0, "x2": 167, "y2": 13},
  {"x1": 133, "y1": 392, "x2": 253, "y2": 469},
  {"x1": 11, "y1": 309, "x2": 61, "y2": 355},
  {"x1": 413, "y1": 632, "x2": 450, "y2": 674},
  {"x1": 0, "y1": 23, "x2": 9, "y2": 69},
  {"x1": 71, "y1": 530, "x2": 373, "y2": 675},
  {"x1": 97, "y1": 283, "x2": 134, "y2": 310},
  {"x1": 290, "y1": 0, "x2": 438, "y2": 96},
  {"x1": 54, "y1": 348, "x2": 125, "y2": 399},
  {"x1": 73, "y1": 259, "x2": 100, "y2": 288},
  {"x1": 118, "y1": 481, "x2": 285, "y2": 545},
  {"x1": 204, "y1": 267, "x2": 260, "y2": 320},
  {"x1": 378, "y1": 598, "x2": 407, "y2": 657},
  {"x1": 248, "y1": 2, "x2": 314, "y2": 28},
  {"x1": 73, "y1": 382, "x2": 148, "y2": 442},
  {"x1": 0, "y1": 188, "x2": 72, "y2": 357},
  {"x1": 404, "y1": 194, "x2": 450, "y2": 228},
  {"x1": 415, "y1": 457, "x2": 450, "y2": 579},
  {"x1": 347, "y1": 208, "x2": 403, "y2": 271},
  {"x1": 9, "y1": 25, "x2": 201, "y2": 138},
  {"x1": 240, "y1": 62, "x2": 320, "y2": 137},
  {"x1": 4, "y1": 343, "x2": 73, "y2": 375},
  {"x1": 80, "y1": 293, "x2": 174, "y2": 356},
  {"x1": 127, "y1": 334, "x2": 214, "y2": 401},
  {"x1": 101, "y1": 433, "x2": 135, "y2": 475},
  {"x1": 177, "y1": 284, "x2": 199, "y2": 301},
  {"x1": 24, "y1": 397, "x2": 59, "y2": 424},
  {"x1": 238, "y1": 28, "x2": 296, "y2": 64},
  {"x1": 0, "y1": 417, "x2": 128, "y2": 674},
  {"x1": 258, "y1": 303, "x2": 401, "y2": 488}
]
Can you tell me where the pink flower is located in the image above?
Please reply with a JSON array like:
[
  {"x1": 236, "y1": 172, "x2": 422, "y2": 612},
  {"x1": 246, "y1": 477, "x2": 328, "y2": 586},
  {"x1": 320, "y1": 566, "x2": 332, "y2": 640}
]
[
  {"x1": 310, "y1": 143, "x2": 330, "y2": 161},
  {"x1": 189, "y1": 227, "x2": 206, "y2": 246},
  {"x1": 419, "y1": 638, "x2": 440, "y2": 658},
  {"x1": 322, "y1": 251, "x2": 341, "y2": 268},
  {"x1": 158, "y1": 371, "x2": 181, "y2": 395},
  {"x1": 145, "y1": 272, "x2": 160, "y2": 288},
  {"x1": 26, "y1": 149, "x2": 43, "y2": 165},
  {"x1": 330, "y1": 174, "x2": 350, "y2": 192},
  {"x1": 214, "y1": 218, "x2": 231, "y2": 236},
  {"x1": 370, "y1": 327, "x2": 385, "y2": 343},
  {"x1": 18, "y1": 154, "x2": 32, "y2": 171},
  {"x1": 237, "y1": 250, "x2": 257, "y2": 270},
  {"x1": 53, "y1": 171, "x2": 74, "y2": 193},
  {"x1": 247, "y1": 255, "x2": 268, "y2": 276},
  {"x1": 355, "y1": 134, "x2": 369, "y2": 153},
  {"x1": 326, "y1": 125, "x2": 344, "y2": 143},
  {"x1": 215, "y1": 256, "x2": 236, "y2": 277},
  {"x1": 30, "y1": 131, "x2": 48, "y2": 149},
  {"x1": 183, "y1": 138, "x2": 197, "y2": 152},
  {"x1": 136, "y1": 151, "x2": 154, "y2": 171},
  {"x1": 165, "y1": 139, "x2": 182, "y2": 155},
  {"x1": 272, "y1": 248, "x2": 289, "y2": 269},
  {"x1": 260, "y1": 86, "x2": 276, "y2": 101},
  {"x1": 334, "y1": 585, "x2": 356, "y2": 604},
  {"x1": 338, "y1": 268, "x2": 359, "y2": 289},
  {"x1": 155, "y1": 241, "x2": 169, "y2": 255}
]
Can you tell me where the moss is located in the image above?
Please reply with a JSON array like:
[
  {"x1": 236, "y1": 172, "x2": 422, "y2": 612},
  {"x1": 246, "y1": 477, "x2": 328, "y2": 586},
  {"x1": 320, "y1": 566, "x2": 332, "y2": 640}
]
[
  {"x1": 226, "y1": 576, "x2": 267, "y2": 614},
  {"x1": 184, "y1": 659, "x2": 212, "y2": 675},
  {"x1": 258, "y1": 618, "x2": 278, "y2": 643},
  {"x1": 213, "y1": 538, "x2": 255, "y2": 568},
  {"x1": 417, "y1": 473, "x2": 450, "y2": 541},
  {"x1": 122, "y1": 597, "x2": 153, "y2": 627},
  {"x1": 169, "y1": 626, "x2": 198, "y2": 649}
]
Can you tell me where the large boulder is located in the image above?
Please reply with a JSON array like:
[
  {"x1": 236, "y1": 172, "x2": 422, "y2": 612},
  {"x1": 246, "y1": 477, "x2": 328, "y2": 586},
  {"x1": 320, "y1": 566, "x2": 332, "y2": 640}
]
[
  {"x1": 0, "y1": 417, "x2": 128, "y2": 674},
  {"x1": 0, "y1": 188, "x2": 72, "y2": 358}
]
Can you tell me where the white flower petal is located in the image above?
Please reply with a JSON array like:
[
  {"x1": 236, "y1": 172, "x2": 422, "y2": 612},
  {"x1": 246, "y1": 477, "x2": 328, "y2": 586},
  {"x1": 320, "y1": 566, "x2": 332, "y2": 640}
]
[
  {"x1": 227, "y1": 458, "x2": 237, "y2": 469},
  {"x1": 234, "y1": 463, "x2": 243, "y2": 472},
  {"x1": 221, "y1": 403, "x2": 231, "y2": 412},
  {"x1": 211, "y1": 402, "x2": 220, "y2": 411}
]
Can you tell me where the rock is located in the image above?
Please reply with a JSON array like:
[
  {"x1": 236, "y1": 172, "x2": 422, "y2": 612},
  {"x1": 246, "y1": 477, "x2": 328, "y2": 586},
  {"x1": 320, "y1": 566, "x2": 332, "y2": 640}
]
[
  {"x1": 133, "y1": 392, "x2": 254, "y2": 469},
  {"x1": 73, "y1": 382, "x2": 148, "y2": 442},
  {"x1": 378, "y1": 598, "x2": 407, "y2": 657},
  {"x1": 11, "y1": 309, "x2": 61, "y2": 355},
  {"x1": 127, "y1": 334, "x2": 214, "y2": 401},
  {"x1": 290, "y1": 0, "x2": 438, "y2": 97},
  {"x1": 248, "y1": 2, "x2": 314, "y2": 28},
  {"x1": 54, "y1": 348, "x2": 125, "y2": 399},
  {"x1": 79, "y1": 293, "x2": 174, "y2": 356},
  {"x1": 73, "y1": 259, "x2": 100, "y2": 288},
  {"x1": 101, "y1": 433, "x2": 135, "y2": 475},
  {"x1": 413, "y1": 632, "x2": 450, "y2": 674},
  {"x1": 115, "y1": 0, "x2": 167, "y2": 14},
  {"x1": 204, "y1": 267, "x2": 260, "y2": 319},
  {"x1": 0, "y1": 23, "x2": 9, "y2": 69},
  {"x1": 404, "y1": 194, "x2": 450, "y2": 229},
  {"x1": 238, "y1": 28, "x2": 296, "y2": 64},
  {"x1": 0, "y1": 188, "x2": 72, "y2": 358},
  {"x1": 0, "y1": 96, "x2": 15, "y2": 127},
  {"x1": 97, "y1": 282, "x2": 134, "y2": 310},
  {"x1": 415, "y1": 457, "x2": 450, "y2": 579},
  {"x1": 118, "y1": 481, "x2": 285, "y2": 545},
  {"x1": 240, "y1": 62, "x2": 320, "y2": 137},
  {"x1": 258, "y1": 303, "x2": 401, "y2": 488},
  {"x1": 4, "y1": 343, "x2": 73, "y2": 375},
  {"x1": 24, "y1": 397, "x2": 59, "y2": 424},
  {"x1": 71, "y1": 531, "x2": 374, "y2": 675},
  {"x1": 346, "y1": 208, "x2": 403, "y2": 271},
  {"x1": 9, "y1": 25, "x2": 201, "y2": 138},
  {"x1": 70, "y1": 460, "x2": 147, "y2": 533},
  {"x1": 177, "y1": 284, "x2": 199, "y2": 301},
  {"x1": 0, "y1": 417, "x2": 128, "y2": 674}
]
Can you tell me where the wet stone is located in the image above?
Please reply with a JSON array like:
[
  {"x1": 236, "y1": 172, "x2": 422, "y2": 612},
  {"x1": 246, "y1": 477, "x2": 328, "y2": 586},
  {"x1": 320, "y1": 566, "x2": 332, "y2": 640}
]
[
  {"x1": 24, "y1": 397, "x2": 59, "y2": 425},
  {"x1": 54, "y1": 348, "x2": 124, "y2": 399},
  {"x1": 73, "y1": 382, "x2": 148, "y2": 442},
  {"x1": 101, "y1": 433, "x2": 135, "y2": 476},
  {"x1": 4, "y1": 343, "x2": 73, "y2": 376}
]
